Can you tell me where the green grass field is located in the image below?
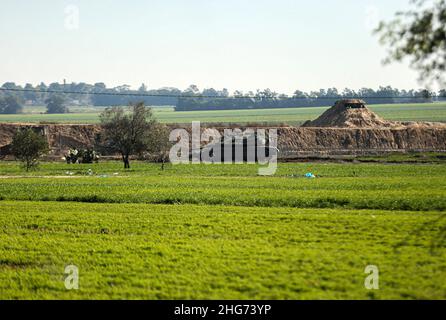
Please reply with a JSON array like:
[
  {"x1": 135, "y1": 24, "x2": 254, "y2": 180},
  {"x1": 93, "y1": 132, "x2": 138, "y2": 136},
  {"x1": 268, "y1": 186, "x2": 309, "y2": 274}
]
[
  {"x1": 0, "y1": 102, "x2": 445, "y2": 125},
  {"x1": 0, "y1": 161, "x2": 445, "y2": 299}
]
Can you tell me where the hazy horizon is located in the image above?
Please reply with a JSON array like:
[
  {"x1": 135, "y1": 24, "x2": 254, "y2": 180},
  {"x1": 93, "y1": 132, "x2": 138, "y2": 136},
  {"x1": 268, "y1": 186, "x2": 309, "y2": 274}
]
[{"x1": 0, "y1": 0, "x2": 430, "y2": 94}]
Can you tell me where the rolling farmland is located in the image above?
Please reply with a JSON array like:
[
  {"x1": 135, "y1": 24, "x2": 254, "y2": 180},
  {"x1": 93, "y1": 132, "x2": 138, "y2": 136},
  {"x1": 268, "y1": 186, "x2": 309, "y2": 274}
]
[
  {"x1": 2, "y1": 0, "x2": 446, "y2": 308},
  {"x1": 0, "y1": 162, "x2": 445, "y2": 299},
  {"x1": 0, "y1": 102, "x2": 445, "y2": 125}
]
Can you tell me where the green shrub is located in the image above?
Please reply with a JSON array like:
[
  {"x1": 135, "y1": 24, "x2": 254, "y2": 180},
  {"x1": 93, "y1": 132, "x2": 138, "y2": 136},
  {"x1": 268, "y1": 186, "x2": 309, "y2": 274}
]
[{"x1": 10, "y1": 128, "x2": 49, "y2": 171}]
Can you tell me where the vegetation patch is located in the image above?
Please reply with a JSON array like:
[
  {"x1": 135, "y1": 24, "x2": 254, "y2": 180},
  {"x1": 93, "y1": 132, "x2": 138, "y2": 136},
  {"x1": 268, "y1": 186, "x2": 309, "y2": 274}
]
[{"x1": 0, "y1": 201, "x2": 444, "y2": 299}]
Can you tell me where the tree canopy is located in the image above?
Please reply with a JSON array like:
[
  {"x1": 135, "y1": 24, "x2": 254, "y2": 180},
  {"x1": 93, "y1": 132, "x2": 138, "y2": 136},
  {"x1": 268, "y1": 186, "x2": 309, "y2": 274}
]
[
  {"x1": 46, "y1": 95, "x2": 69, "y2": 114},
  {"x1": 0, "y1": 95, "x2": 23, "y2": 114},
  {"x1": 11, "y1": 128, "x2": 49, "y2": 171},
  {"x1": 376, "y1": 0, "x2": 446, "y2": 86},
  {"x1": 98, "y1": 102, "x2": 159, "y2": 169}
]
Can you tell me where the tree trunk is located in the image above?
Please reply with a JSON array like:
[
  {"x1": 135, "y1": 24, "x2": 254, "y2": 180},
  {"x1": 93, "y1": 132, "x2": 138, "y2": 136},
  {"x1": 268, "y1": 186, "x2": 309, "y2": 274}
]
[{"x1": 122, "y1": 154, "x2": 130, "y2": 169}]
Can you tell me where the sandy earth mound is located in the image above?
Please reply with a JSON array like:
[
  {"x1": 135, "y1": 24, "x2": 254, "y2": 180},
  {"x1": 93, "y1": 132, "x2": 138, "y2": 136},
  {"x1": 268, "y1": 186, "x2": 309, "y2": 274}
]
[
  {"x1": 302, "y1": 100, "x2": 391, "y2": 128},
  {"x1": 302, "y1": 99, "x2": 446, "y2": 129}
]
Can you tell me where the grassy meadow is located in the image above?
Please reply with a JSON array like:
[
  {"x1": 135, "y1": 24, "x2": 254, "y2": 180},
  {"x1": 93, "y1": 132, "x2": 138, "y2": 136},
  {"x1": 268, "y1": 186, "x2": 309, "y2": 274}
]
[
  {"x1": 0, "y1": 161, "x2": 445, "y2": 299},
  {"x1": 0, "y1": 102, "x2": 445, "y2": 125}
]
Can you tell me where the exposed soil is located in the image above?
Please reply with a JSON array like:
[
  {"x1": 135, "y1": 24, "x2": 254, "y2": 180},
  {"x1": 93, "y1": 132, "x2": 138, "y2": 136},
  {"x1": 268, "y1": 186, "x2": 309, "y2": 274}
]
[
  {"x1": 302, "y1": 99, "x2": 446, "y2": 129},
  {"x1": 0, "y1": 123, "x2": 101, "y2": 158},
  {"x1": 1, "y1": 101, "x2": 445, "y2": 159},
  {"x1": 277, "y1": 127, "x2": 446, "y2": 158}
]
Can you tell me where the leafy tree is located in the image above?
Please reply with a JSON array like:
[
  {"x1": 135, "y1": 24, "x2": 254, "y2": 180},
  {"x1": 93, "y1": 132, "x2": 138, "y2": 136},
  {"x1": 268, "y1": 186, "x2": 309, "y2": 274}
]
[
  {"x1": 99, "y1": 102, "x2": 158, "y2": 169},
  {"x1": 11, "y1": 128, "x2": 49, "y2": 171},
  {"x1": 233, "y1": 90, "x2": 244, "y2": 98},
  {"x1": 24, "y1": 83, "x2": 37, "y2": 102},
  {"x1": 116, "y1": 84, "x2": 131, "y2": 92},
  {"x1": 138, "y1": 83, "x2": 148, "y2": 93},
  {"x1": 293, "y1": 90, "x2": 308, "y2": 98},
  {"x1": 35, "y1": 82, "x2": 48, "y2": 103},
  {"x1": 1, "y1": 82, "x2": 20, "y2": 90},
  {"x1": 0, "y1": 95, "x2": 23, "y2": 114},
  {"x1": 219, "y1": 88, "x2": 229, "y2": 97},
  {"x1": 146, "y1": 124, "x2": 172, "y2": 170},
  {"x1": 375, "y1": 0, "x2": 446, "y2": 85},
  {"x1": 184, "y1": 84, "x2": 200, "y2": 96},
  {"x1": 1, "y1": 83, "x2": 24, "y2": 102},
  {"x1": 48, "y1": 82, "x2": 63, "y2": 91},
  {"x1": 46, "y1": 95, "x2": 69, "y2": 114}
]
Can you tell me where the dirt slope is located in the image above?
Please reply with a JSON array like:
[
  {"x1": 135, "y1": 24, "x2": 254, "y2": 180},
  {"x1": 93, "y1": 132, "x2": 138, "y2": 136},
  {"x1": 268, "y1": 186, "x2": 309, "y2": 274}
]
[
  {"x1": 0, "y1": 123, "x2": 101, "y2": 157},
  {"x1": 278, "y1": 127, "x2": 446, "y2": 157},
  {"x1": 302, "y1": 99, "x2": 446, "y2": 129},
  {"x1": 0, "y1": 109, "x2": 445, "y2": 158}
]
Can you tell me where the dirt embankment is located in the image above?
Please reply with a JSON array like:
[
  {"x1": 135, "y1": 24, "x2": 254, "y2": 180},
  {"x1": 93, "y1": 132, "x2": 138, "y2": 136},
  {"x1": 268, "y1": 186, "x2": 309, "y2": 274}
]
[
  {"x1": 288, "y1": 100, "x2": 446, "y2": 156},
  {"x1": 277, "y1": 127, "x2": 446, "y2": 157},
  {"x1": 0, "y1": 123, "x2": 101, "y2": 157},
  {"x1": 0, "y1": 119, "x2": 445, "y2": 158}
]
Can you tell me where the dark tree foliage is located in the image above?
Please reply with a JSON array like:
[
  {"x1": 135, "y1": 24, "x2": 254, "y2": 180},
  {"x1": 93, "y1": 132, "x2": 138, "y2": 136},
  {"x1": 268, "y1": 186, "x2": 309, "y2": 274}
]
[
  {"x1": 375, "y1": 0, "x2": 446, "y2": 86},
  {"x1": 11, "y1": 128, "x2": 49, "y2": 171},
  {"x1": 45, "y1": 94, "x2": 69, "y2": 114},
  {"x1": 1, "y1": 81, "x2": 442, "y2": 111},
  {"x1": 176, "y1": 87, "x2": 435, "y2": 111},
  {"x1": 0, "y1": 95, "x2": 23, "y2": 114},
  {"x1": 145, "y1": 124, "x2": 172, "y2": 170},
  {"x1": 98, "y1": 102, "x2": 158, "y2": 169}
]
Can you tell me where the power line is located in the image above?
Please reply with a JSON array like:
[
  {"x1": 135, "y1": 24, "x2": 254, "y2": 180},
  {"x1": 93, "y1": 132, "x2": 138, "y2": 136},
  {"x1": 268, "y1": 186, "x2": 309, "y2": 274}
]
[{"x1": 0, "y1": 87, "x2": 437, "y2": 100}]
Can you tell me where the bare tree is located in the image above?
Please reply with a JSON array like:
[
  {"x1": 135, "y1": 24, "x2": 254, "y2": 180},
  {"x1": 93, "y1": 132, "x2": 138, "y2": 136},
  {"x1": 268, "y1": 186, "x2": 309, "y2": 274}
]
[{"x1": 99, "y1": 102, "x2": 157, "y2": 169}]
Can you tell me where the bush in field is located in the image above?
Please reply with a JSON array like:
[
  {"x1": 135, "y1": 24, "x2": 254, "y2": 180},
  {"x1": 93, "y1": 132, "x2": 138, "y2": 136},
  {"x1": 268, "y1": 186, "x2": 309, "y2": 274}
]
[{"x1": 11, "y1": 128, "x2": 49, "y2": 171}]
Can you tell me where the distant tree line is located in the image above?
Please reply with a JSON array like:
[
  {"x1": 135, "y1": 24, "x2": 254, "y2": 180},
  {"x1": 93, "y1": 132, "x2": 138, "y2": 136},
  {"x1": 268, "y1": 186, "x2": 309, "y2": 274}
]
[
  {"x1": 177, "y1": 87, "x2": 446, "y2": 111},
  {"x1": 0, "y1": 82, "x2": 445, "y2": 113},
  {"x1": 0, "y1": 82, "x2": 181, "y2": 107}
]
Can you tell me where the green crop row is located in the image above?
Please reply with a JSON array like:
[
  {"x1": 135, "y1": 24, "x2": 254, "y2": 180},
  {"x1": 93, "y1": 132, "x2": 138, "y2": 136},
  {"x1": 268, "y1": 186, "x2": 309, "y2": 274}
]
[
  {"x1": 1, "y1": 161, "x2": 446, "y2": 177},
  {"x1": 0, "y1": 167, "x2": 445, "y2": 211},
  {"x1": 0, "y1": 201, "x2": 444, "y2": 299}
]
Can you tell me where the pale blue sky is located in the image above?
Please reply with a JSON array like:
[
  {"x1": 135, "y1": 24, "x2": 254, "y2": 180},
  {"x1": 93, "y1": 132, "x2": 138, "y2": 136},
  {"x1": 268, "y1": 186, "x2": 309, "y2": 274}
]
[{"x1": 0, "y1": 0, "x2": 423, "y2": 94}]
